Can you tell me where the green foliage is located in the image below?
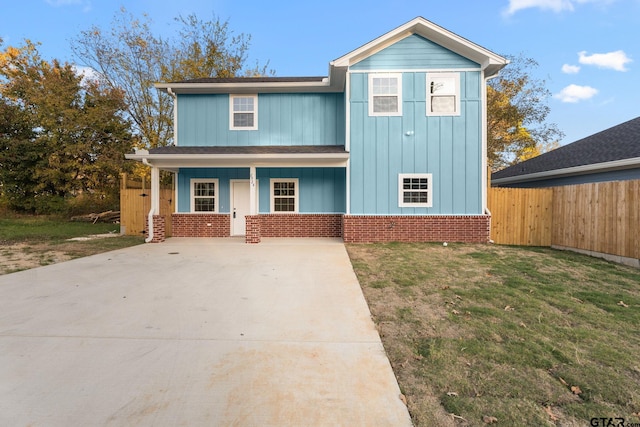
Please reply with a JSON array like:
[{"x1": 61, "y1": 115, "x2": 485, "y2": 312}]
[
  {"x1": 71, "y1": 8, "x2": 271, "y2": 149},
  {"x1": 488, "y1": 54, "x2": 564, "y2": 171},
  {"x1": 0, "y1": 41, "x2": 134, "y2": 214}
]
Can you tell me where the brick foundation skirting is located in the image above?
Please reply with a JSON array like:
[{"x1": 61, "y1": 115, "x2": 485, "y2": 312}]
[
  {"x1": 257, "y1": 214, "x2": 343, "y2": 238},
  {"x1": 172, "y1": 213, "x2": 230, "y2": 237},
  {"x1": 342, "y1": 215, "x2": 490, "y2": 243}
]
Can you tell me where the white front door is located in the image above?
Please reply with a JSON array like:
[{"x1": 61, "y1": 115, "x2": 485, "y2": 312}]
[{"x1": 231, "y1": 180, "x2": 257, "y2": 236}]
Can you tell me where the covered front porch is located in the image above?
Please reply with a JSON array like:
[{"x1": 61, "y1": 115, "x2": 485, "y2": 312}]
[{"x1": 125, "y1": 145, "x2": 349, "y2": 243}]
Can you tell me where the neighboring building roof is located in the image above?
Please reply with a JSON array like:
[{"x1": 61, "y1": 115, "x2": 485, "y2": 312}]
[
  {"x1": 492, "y1": 116, "x2": 640, "y2": 186},
  {"x1": 155, "y1": 16, "x2": 508, "y2": 95}
]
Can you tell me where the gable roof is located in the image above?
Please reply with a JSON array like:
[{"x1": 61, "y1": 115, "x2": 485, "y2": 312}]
[
  {"x1": 492, "y1": 116, "x2": 640, "y2": 185},
  {"x1": 331, "y1": 17, "x2": 507, "y2": 77},
  {"x1": 156, "y1": 17, "x2": 507, "y2": 94}
]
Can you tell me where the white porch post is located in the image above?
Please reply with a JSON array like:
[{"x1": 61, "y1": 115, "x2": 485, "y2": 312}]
[
  {"x1": 150, "y1": 166, "x2": 160, "y2": 215},
  {"x1": 249, "y1": 165, "x2": 257, "y2": 215}
]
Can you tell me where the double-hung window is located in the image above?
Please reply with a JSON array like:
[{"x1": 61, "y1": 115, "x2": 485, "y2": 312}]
[
  {"x1": 191, "y1": 179, "x2": 219, "y2": 212},
  {"x1": 369, "y1": 73, "x2": 402, "y2": 116},
  {"x1": 270, "y1": 178, "x2": 298, "y2": 213},
  {"x1": 398, "y1": 174, "x2": 433, "y2": 208},
  {"x1": 229, "y1": 94, "x2": 258, "y2": 130},
  {"x1": 426, "y1": 72, "x2": 460, "y2": 116}
]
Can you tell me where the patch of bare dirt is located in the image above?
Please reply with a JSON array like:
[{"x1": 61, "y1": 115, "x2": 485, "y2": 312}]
[
  {"x1": 0, "y1": 243, "x2": 73, "y2": 274},
  {"x1": 0, "y1": 234, "x2": 123, "y2": 275}
]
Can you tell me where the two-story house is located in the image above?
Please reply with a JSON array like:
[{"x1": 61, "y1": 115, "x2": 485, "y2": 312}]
[{"x1": 126, "y1": 17, "x2": 508, "y2": 243}]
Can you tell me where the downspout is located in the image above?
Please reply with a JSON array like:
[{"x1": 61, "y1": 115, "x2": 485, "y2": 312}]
[{"x1": 142, "y1": 158, "x2": 154, "y2": 243}]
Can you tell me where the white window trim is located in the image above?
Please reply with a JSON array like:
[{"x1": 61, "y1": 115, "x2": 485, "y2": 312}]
[
  {"x1": 270, "y1": 178, "x2": 299, "y2": 214},
  {"x1": 368, "y1": 73, "x2": 402, "y2": 117},
  {"x1": 229, "y1": 94, "x2": 258, "y2": 130},
  {"x1": 190, "y1": 178, "x2": 219, "y2": 213},
  {"x1": 426, "y1": 72, "x2": 460, "y2": 117},
  {"x1": 398, "y1": 173, "x2": 433, "y2": 208}
]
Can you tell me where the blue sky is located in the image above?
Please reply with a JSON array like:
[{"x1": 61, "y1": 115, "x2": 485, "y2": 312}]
[{"x1": 3, "y1": 0, "x2": 639, "y2": 145}]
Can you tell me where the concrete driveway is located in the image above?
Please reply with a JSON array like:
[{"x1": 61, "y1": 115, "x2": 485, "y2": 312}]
[{"x1": 0, "y1": 238, "x2": 411, "y2": 426}]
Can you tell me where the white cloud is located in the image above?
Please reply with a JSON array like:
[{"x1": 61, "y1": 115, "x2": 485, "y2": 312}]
[
  {"x1": 561, "y1": 64, "x2": 581, "y2": 74},
  {"x1": 578, "y1": 50, "x2": 632, "y2": 71},
  {"x1": 45, "y1": 0, "x2": 91, "y2": 12},
  {"x1": 504, "y1": 0, "x2": 614, "y2": 15},
  {"x1": 554, "y1": 84, "x2": 598, "y2": 103}
]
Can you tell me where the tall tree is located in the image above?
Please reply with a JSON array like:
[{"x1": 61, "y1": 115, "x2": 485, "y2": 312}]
[
  {"x1": 71, "y1": 8, "x2": 269, "y2": 149},
  {"x1": 487, "y1": 55, "x2": 563, "y2": 171},
  {"x1": 0, "y1": 40, "x2": 133, "y2": 213}
]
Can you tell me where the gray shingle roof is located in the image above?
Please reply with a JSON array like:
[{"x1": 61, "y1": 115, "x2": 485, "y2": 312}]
[
  {"x1": 148, "y1": 145, "x2": 347, "y2": 155},
  {"x1": 172, "y1": 76, "x2": 327, "y2": 84},
  {"x1": 492, "y1": 116, "x2": 640, "y2": 180}
]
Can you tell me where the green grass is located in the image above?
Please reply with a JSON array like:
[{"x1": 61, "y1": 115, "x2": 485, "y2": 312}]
[
  {"x1": 347, "y1": 243, "x2": 640, "y2": 426},
  {"x1": 0, "y1": 215, "x2": 123, "y2": 243}
]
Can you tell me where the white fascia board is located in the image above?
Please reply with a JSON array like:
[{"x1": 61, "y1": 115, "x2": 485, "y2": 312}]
[
  {"x1": 492, "y1": 157, "x2": 640, "y2": 185},
  {"x1": 125, "y1": 153, "x2": 350, "y2": 169},
  {"x1": 331, "y1": 17, "x2": 507, "y2": 74},
  {"x1": 155, "y1": 80, "x2": 341, "y2": 94}
]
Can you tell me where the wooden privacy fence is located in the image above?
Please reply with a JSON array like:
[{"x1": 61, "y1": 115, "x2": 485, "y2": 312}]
[
  {"x1": 120, "y1": 174, "x2": 174, "y2": 236},
  {"x1": 552, "y1": 180, "x2": 640, "y2": 260},
  {"x1": 488, "y1": 179, "x2": 640, "y2": 261},
  {"x1": 488, "y1": 187, "x2": 553, "y2": 246}
]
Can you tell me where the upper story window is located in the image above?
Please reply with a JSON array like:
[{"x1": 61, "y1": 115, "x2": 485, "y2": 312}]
[
  {"x1": 270, "y1": 178, "x2": 298, "y2": 213},
  {"x1": 398, "y1": 173, "x2": 433, "y2": 208},
  {"x1": 230, "y1": 94, "x2": 258, "y2": 130},
  {"x1": 426, "y1": 73, "x2": 460, "y2": 116},
  {"x1": 369, "y1": 73, "x2": 402, "y2": 116},
  {"x1": 191, "y1": 178, "x2": 219, "y2": 212}
]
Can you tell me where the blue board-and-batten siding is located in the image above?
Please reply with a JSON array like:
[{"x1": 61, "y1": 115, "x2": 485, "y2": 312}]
[
  {"x1": 350, "y1": 34, "x2": 479, "y2": 70},
  {"x1": 176, "y1": 168, "x2": 346, "y2": 214},
  {"x1": 177, "y1": 93, "x2": 345, "y2": 147},
  {"x1": 348, "y1": 35, "x2": 483, "y2": 215}
]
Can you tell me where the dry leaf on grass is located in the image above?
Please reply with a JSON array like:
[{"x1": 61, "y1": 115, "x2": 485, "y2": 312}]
[
  {"x1": 617, "y1": 300, "x2": 629, "y2": 308},
  {"x1": 483, "y1": 415, "x2": 498, "y2": 424},
  {"x1": 446, "y1": 391, "x2": 459, "y2": 397},
  {"x1": 452, "y1": 309, "x2": 460, "y2": 315},
  {"x1": 558, "y1": 377, "x2": 569, "y2": 386},
  {"x1": 399, "y1": 393, "x2": 407, "y2": 405},
  {"x1": 571, "y1": 385, "x2": 582, "y2": 395},
  {"x1": 504, "y1": 305, "x2": 515, "y2": 311},
  {"x1": 544, "y1": 405, "x2": 559, "y2": 422}
]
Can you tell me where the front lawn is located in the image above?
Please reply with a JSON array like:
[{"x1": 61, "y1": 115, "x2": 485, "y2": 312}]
[
  {"x1": 347, "y1": 243, "x2": 640, "y2": 426},
  {"x1": 0, "y1": 216, "x2": 143, "y2": 274}
]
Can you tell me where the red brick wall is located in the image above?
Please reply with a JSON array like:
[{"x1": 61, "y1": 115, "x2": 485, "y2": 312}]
[
  {"x1": 245, "y1": 215, "x2": 261, "y2": 243},
  {"x1": 342, "y1": 215, "x2": 490, "y2": 243},
  {"x1": 258, "y1": 214, "x2": 343, "y2": 238},
  {"x1": 144, "y1": 215, "x2": 166, "y2": 243},
  {"x1": 171, "y1": 214, "x2": 230, "y2": 237}
]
